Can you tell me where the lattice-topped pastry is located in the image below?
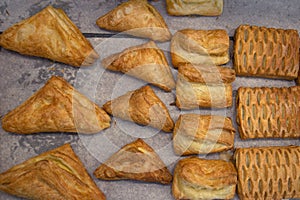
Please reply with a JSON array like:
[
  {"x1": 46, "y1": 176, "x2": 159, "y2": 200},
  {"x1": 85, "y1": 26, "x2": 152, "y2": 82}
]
[
  {"x1": 234, "y1": 25, "x2": 299, "y2": 80},
  {"x1": 236, "y1": 86, "x2": 300, "y2": 139},
  {"x1": 234, "y1": 146, "x2": 300, "y2": 200}
]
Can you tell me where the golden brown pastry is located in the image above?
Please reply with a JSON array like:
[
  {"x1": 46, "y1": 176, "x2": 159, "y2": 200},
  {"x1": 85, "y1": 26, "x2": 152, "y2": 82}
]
[
  {"x1": 234, "y1": 24, "x2": 299, "y2": 80},
  {"x1": 0, "y1": 143, "x2": 106, "y2": 200},
  {"x1": 172, "y1": 157, "x2": 237, "y2": 200},
  {"x1": 102, "y1": 41, "x2": 175, "y2": 92},
  {"x1": 173, "y1": 114, "x2": 235, "y2": 155},
  {"x1": 0, "y1": 6, "x2": 98, "y2": 67},
  {"x1": 236, "y1": 86, "x2": 300, "y2": 139},
  {"x1": 94, "y1": 138, "x2": 172, "y2": 184},
  {"x1": 96, "y1": 0, "x2": 171, "y2": 42},
  {"x1": 234, "y1": 146, "x2": 300, "y2": 200},
  {"x1": 176, "y1": 63, "x2": 235, "y2": 109},
  {"x1": 2, "y1": 76, "x2": 111, "y2": 134},
  {"x1": 166, "y1": 0, "x2": 223, "y2": 16},
  {"x1": 297, "y1": 53, "x2": 300, "y2": 85},
  {"x1": 171, "y1": 29, "x2": 229, "y2": 68},
  {"x1": 103, "y1": 85, "x2": 174, "y2": 132}
]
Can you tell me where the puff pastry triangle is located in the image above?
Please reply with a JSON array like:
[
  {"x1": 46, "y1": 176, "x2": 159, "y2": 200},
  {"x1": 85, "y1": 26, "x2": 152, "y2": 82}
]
[
  {"x1": 0, "y1": 6, "x2": 99, "y2": 67},
  {"x1": 103, "y1": 85, "x2": 174, "y2": 132},
  {"x1": 94, "y1": 138, "x2": 172, "y2": 184},
  {"x1": 2, "y1": 76, "x2": 111, "y2": 134},
  {"x1": 102, "y1": 41, "x2": 175, "y2": 92},
  {"x1": 0, "y1": 143, "x2": 106, "y2": 200},
  {"x1": 96, "y1": 0, "x2": 171, "y2": 42}
]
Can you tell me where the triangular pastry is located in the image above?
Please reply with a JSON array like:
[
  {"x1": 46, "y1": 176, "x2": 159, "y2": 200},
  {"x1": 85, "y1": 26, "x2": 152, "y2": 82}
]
[
  {"x1": 102, "y1": 41, "x2": 175, "y2": 92},
  {"x1": 0, "y1": 143, "x2": 106, "y2": 200},
  {"x1": 0, "y1": 6, "x2": 99, "y2": 67},
  {"x1": 103, "y1": 85, "x2": 174, "y2": 132},
  {"x1": 2, "y1": 76, "x2": 111, "y2": 134},
  {"x1": 94, "y1": 138, "x2": 172, "y2": 184},
  {"x1": 96, "y1": 0, "x2": 171, "y2": 42}
]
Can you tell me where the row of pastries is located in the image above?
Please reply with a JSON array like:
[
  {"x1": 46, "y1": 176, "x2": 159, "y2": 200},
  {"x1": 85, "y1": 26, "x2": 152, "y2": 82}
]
[{"x1": 0, "y1": 0, "x2": 299, "y2": 199}]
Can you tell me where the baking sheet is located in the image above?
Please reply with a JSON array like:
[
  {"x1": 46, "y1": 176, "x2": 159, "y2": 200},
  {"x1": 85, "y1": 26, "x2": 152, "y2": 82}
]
[{"x1": 0, "y1": 0, "x2": 299, "y2": 199}]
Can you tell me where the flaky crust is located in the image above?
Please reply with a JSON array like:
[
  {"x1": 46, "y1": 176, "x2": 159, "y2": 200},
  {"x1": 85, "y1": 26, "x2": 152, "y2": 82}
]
[
  {"x1": 178, "y1": 63, "x2": 236, "y2": 84},
  {"x1": 2, "y1": 76, "x2": 111, "y2": 134},
  {"x1": 166, "y1": 0, "x2": 223, "y2": 16},
  {"x1": 234, "y1": 146, "x2": 300, "y2": 200},
  {"x1": 96, "y1": 0, "x2": 171, "y2": 42},
  {"x1": 0, "y1": 144, "x2": 106, "y2": 200},
  {"x1": 0, "y1": 6, "x2": 98, "y2": 67},
  {"x1": 102, "y1": 41, "x2": 175, "y2": 92},
  {"x1": 234, "y1": 24, "x2": 299, "y2": 79},
  {"x1": 176, "y1": 64, "x2": 234, "y2": 109},
  {"x1": 236, "y1": 86, "x2": 300, "y2": 139},
  {"x1": 171, "y1": 29, "x2": 229, "y2": 68},
  {"x1": 297, "y1": 53, "x2": 300, "y2": 85},
  {"x1": 103, "y1": 85, "x2": 174, "y2": 132},
  {"x1": 172, "y1": 157, "x2": 237, "y2": 200},
  {"x1": 173, "y1": 114, "x2": 235, "y2": 155},
  {"x1": 94, "y1": 138, "x2": 172, "y2": 184}
]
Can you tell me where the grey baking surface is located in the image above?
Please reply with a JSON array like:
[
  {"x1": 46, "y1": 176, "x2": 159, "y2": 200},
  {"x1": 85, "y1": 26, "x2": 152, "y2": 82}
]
[{"x1": 0, "y1": 0, "x2": 299, "y2": 200}]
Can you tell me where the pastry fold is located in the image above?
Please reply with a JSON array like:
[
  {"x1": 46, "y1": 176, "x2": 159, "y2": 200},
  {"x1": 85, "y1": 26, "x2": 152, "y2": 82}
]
[
  {"x1": 173, "y1": 114, "x2": 235, "y2": 155},
  {"x1": 166, "y1": 0, "x2": 223, "y2": 16},
  {"x1": 0, "y1": 144, "x2": 106, "y2": 200},
  {"x1": 102, "y1": 41, "x2": 175, "y2": 92},
  {"x1": 2, "y1": 76, "x2": 111, "y2": 134},
  {"x1": 234, "y1": 24, "x2": 299, "y2": 80},
  {"x1": 94, "y1": 138, "x2": 172, "y2": 184},
  {"x1": 171, "y1": 29, "x2": 229, "y2": 68},
  {"x1": 0, "y1": 6, "x2": 98, "y2": 67},
  {"x1": 96, "y1": 0, "x2": 171, "y2": 42},
  {"x1": 176, "y1": 63, "x2": 235, "y2": 109},
  {"x1": 103, "y1": 85, "x2": 174, "y2": 132},
  {"x1": 172, "y1": 157, "x2": 237, "y2": 200},
  {"x1": 234, "y1": 146, "x2": 300, "y2": 200},
  {"x1": 236, "y1": 86, "x2": 300, "y2": 139}
]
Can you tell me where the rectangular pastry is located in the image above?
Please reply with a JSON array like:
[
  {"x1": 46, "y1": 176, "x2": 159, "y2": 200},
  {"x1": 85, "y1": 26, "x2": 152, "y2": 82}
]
[
  {"x1": 173, "y1": 114, "x2": 235, "y2": 155},
  {"x1": 171, "y1": 29, "x2": 229, "y2": 68},
  {"x1": 166, "y1": 0, "x2": 223, "y2": 16},
  {"x1": 172, "y1": 157, "x2": 237, "y2": 200},
  {"x1": 176, "y1": 63, "x2": 235, "y2": 109},
  {"x1": 236, "y1": 86, "x2": 300, "y2": 139},
  {"x1": 234, "y1": 24, "x2": 299, "y2": 80},
  {"x1": 234, "y1": 146, "x2": 300, "y2": 200}
]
